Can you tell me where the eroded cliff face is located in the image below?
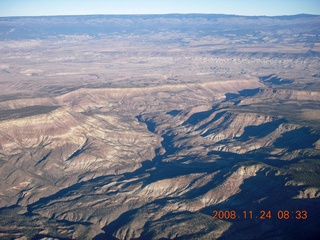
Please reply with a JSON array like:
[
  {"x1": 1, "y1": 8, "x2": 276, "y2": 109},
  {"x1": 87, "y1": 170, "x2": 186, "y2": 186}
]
[
  {"x1": 0, "y1": 80, "x2": 262, "y2": 209},
  {"x1": 1, "y1": 14, "x2": 320, "y2": 239},
  {"x1": 0, "y1": 78, "x2": 319, "y2": 239},
  {"x1": 0, "y1": 108, "x2": 159, "y2": 207}
]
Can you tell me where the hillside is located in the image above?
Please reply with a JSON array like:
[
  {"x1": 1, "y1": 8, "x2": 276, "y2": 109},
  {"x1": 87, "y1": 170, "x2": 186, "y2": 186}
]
[{"x1": 0, "y1": 14, "x2": 319, "y2": 239}]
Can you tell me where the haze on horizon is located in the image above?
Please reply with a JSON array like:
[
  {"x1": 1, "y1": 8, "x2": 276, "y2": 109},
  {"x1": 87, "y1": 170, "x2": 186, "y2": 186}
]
[
  {"x1": 0, "y1": 0, "x2": 320, "y2": 17},
  {"x1": 0, "y1": 0, "x2": 320, "y2": 237}
]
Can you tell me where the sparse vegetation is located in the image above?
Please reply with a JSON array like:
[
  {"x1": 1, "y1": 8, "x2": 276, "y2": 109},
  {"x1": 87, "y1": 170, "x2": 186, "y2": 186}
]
[
  {"x1": 284, "y1": 160, "x2": 320, "y2": 187},
  {"x1": 0, "y1": 14, "x2": 319, "y2": 239}
]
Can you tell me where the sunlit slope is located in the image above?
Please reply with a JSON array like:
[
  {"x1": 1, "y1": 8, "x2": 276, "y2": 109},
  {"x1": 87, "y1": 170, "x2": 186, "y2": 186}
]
[
  {"x1": 0, "y1": 81, "x2": 319, "y2": 239},
  {"x1": 0, "y1": 14, "x2": 319, "y2": 240}
]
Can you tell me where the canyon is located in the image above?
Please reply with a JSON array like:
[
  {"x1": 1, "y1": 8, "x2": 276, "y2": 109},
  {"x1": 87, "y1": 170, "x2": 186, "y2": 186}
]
[{"x1": 0, "y1": 14, "x2": 319, "y2": 239}]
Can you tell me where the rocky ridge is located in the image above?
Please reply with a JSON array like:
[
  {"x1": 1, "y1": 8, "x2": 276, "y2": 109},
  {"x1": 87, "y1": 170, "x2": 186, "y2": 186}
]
[
  {"x1": 1, "y1": 80, "x2": 319, "y2": 239},
  {"x1": 0, "y1": 13, "x2": 319, "y2": 239}
]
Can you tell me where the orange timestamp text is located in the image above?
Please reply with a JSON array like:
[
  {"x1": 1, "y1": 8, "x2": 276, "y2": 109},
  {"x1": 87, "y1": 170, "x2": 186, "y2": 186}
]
[{"x1": 212, "y1": 210, "x2": 308, "y2": 220}]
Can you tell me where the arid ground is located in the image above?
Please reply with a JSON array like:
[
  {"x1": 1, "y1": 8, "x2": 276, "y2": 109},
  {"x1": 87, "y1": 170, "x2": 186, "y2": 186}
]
[{"x1": 0, "y1": 14, "x2": 319, "y2": 239}]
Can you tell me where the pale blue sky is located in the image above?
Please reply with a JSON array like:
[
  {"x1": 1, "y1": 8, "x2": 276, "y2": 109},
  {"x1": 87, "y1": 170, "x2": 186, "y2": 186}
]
[{"x1": 0, "y1": 0, "x2": 319, "y2": 17}]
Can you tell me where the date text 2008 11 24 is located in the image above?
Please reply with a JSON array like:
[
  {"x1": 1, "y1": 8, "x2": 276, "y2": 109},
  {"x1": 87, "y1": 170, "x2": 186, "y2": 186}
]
[{"x1": 212, "y1": 210, "x2": 308, "y2": 220}]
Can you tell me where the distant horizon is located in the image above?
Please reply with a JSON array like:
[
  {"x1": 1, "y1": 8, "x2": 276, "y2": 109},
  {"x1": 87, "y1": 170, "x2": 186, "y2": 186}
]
[
  {"x1": 1, "y1": 0, "x2": 320, "y2": 17},
  {"x1": 1, "y1": 12, "x2": 319, "y2": 19}
]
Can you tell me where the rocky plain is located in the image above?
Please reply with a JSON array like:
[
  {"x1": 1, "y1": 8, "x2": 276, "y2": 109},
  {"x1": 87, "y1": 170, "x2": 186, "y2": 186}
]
[{"x1": 0, "y1": 14, "x2": 319, "y2": 239}]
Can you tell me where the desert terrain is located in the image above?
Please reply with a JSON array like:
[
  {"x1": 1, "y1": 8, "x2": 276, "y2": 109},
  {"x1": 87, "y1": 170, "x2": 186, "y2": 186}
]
[{"x1": 0, "y1": 14, "x2": 319, "y2": 239}]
